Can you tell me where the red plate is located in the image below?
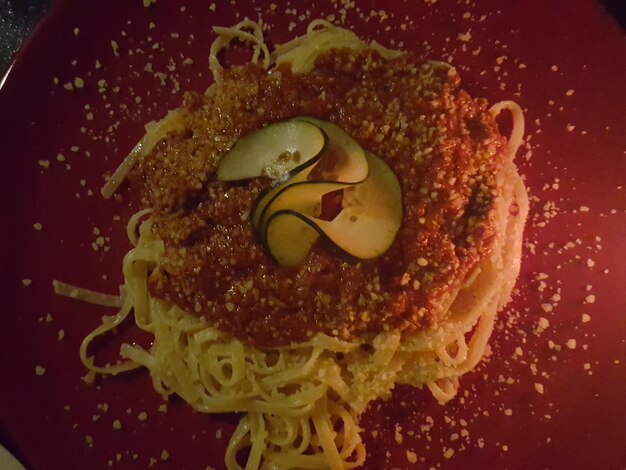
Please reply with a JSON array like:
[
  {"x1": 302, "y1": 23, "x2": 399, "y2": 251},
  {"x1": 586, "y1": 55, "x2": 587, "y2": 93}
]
[{"x1": 1, "y1": 1, "x2": 625, "y2": 469}]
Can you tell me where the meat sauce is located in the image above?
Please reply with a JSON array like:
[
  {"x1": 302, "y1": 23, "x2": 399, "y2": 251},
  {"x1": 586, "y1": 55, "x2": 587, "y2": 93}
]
[{"x1": 132, "y1": 50, "x2": 506, "y2": 348}]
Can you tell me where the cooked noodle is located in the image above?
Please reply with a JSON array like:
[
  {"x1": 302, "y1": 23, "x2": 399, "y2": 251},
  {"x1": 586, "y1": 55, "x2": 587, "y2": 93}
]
[{"x1": 68, "y1": 20, "x2": 529, "y2": 470}]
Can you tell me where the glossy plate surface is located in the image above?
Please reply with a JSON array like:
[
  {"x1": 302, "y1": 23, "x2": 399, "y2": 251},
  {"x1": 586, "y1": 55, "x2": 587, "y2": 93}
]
[{"x1": 0, "y1": 1, "x2": 625, "y2": 469}]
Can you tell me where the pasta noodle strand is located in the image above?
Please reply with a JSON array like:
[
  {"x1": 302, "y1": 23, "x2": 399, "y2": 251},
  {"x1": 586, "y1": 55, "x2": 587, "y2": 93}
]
[{"x1": 70, "y1": 20, "x2": 530, "y2": 470}]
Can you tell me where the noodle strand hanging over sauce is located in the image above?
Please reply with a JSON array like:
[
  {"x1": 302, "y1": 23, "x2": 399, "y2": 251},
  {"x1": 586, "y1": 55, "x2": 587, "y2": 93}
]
[{"x1": 61, "y1": 20, "x2": 528, "y2": 470}]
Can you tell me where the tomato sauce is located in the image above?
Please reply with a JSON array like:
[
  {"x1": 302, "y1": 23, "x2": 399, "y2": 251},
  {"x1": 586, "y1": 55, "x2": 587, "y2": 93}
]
[{"x1": 133, "y1": 50, "x2": 506, "y2": 347}]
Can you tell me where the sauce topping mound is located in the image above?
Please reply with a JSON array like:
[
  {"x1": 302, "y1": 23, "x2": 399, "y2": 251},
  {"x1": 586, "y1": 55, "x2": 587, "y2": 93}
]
[{"x1": 132, "y1": 49, "x2": 506, "y2": 348}]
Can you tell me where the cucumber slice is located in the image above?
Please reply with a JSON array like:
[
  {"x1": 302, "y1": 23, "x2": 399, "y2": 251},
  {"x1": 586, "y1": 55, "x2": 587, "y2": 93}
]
[
  {"x1": 250, "y1": 162, "x2": 317, "y2": 231},
  {"x1": 216, "y1": 116, "x2": 401, "y2": 265},
  {"x1": 217, "y1": 119, "x2": 327, "y2": 181},
  {"x1": 264, "y1": 152, "x2": 402, "y2": 265},
  {"x1": 311, "y1": 152, "x2": 402, "y2": 259},
  {"x1": 265, "y1": 210, "x2": 321, "y2": 267},
  {"x1": 295, "y1": 117, "x2": 368, "y2": 183},
  {"x1": 252, "y1": 117, "x2": 369, "y2": 234},
  {"x1": 256, "y1": 179, "x2": 352, "y2": 244}
]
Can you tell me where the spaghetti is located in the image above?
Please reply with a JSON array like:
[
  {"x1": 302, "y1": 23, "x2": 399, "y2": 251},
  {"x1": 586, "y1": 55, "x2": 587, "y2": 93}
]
[{"x1": 70, "y1": 21, "x2": 528, "y2": 470}]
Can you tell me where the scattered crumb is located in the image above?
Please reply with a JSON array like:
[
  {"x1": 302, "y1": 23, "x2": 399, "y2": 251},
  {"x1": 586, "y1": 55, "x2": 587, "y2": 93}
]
[{"x1": 537, "y1": 317, "x2": 550, "y2": 331}]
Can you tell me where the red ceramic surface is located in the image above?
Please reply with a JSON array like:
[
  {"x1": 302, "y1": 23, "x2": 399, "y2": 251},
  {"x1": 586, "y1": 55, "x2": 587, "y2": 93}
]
[{"x1": 1, "y1": 1, "x2": 625, "y2": 469}]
